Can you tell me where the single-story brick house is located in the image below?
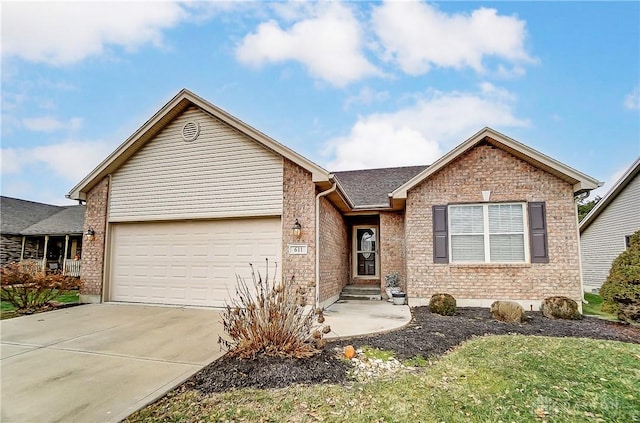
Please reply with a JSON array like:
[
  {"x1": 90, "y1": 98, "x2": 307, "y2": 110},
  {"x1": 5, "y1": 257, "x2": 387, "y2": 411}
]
[
  {"x1": 580, "y1": 157, "x2": 640, "y2": 292},
  {"x1": 68, "y1": 89, "x2": 601, "y2": 310},
  {"x1": 0, "y1": 196, "x2": 85, "y2": 275}
]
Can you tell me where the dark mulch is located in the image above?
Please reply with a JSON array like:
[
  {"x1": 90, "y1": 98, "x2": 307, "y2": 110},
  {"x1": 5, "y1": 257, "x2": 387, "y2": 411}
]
[
  {"x1": 188, "y1": 348, "x2": 351, "y2": 394},
  {"x1": 187, "y1": 307, "x2": 640, "y2": 394},
  {"x1": 331, "y1": 307, "x2": 640, "y2": 360}
]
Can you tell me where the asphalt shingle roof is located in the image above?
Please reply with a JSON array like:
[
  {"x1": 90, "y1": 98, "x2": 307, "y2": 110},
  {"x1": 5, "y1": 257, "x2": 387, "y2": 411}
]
[
  {"x1": 333, "y1": 165, "x2": 428, "y2": 208},
  {"x1": 21, "y1": 206, "x2": 86, "y2": 236},
  {"x1": 1, "y1": 196, "x2": 85, "y2": 236},
  {"x1": 1, "y1": 197, "x2": 62, "y2": 234}
]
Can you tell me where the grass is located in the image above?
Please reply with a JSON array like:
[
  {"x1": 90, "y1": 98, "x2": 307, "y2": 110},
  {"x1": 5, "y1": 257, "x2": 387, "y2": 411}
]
[
  {"x1": 360, "y1": 345, "x2": 396, "y2": 361},
  {"x1": 1, "y1": 289, "x2": 79, "y2": 319},
  {"x1": 583, "y1": 293, "x2": 618, "y2": 321},
  {"x1": 125, "y1": 335, "x2": 640, "y2": 423}
]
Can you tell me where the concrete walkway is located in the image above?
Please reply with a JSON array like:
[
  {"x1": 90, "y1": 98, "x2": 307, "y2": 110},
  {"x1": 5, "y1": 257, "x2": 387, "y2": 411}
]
[
  {"x1": 0, "y1": 304, "x2": 223, "y2": 423},
  {"x1": 324, "y1": 300, "x2": 411, "y2": 338},
  {"x1": 0, "y1": 300, "x2": 409, "y2": 422}
]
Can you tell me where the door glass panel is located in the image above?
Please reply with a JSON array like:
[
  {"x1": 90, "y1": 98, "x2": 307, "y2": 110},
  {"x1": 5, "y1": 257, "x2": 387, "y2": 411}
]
[{"x1": 356, "y1": 228, "x2": 377, "y2": 276}]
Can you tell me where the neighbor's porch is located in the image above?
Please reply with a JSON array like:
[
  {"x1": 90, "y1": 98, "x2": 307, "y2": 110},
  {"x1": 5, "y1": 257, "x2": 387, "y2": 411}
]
[{"x1": 19, "y1": 234, "x2": 83, "y2": 276}]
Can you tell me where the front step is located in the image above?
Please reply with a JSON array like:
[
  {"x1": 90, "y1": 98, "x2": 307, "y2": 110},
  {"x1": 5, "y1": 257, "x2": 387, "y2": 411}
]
[{"x1": 340, "y1": 285, "x2": 382, "y2": 301}]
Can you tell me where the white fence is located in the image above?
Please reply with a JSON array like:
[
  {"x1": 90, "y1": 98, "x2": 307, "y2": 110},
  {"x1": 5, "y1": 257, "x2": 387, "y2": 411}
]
[{"x1": 64, "y1": 260, "x2": 82, "y2": 277}]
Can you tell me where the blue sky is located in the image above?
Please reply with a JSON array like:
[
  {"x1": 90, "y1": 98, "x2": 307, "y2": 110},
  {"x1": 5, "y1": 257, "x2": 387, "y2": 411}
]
[{"x1": 2, "y1": 1, "x2": 639, "y2": 205}]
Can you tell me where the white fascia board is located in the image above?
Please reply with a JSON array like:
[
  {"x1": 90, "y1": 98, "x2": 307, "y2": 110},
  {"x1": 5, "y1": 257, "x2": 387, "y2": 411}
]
[
  {"x1": 391, "y1": 128, "x2": 488, "y2": 199},
  {"x1": 332, "y1": 177, "x2": 355, "y2": 209},
  {"x1": 579, "y1": 156, "x2": 640, "y2": 232},
  {"x1": 392, "y1": 127, "x2": 602, "y2": 199},
  {"x1": 67, "y1": 89, "x2": 330, "y2": 200}
]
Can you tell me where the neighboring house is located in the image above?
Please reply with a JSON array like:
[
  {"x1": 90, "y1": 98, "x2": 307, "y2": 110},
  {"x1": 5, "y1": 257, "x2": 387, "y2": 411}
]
[
  {"x1": 0, "y1": 196, "x2": 85, "y2": 276},
  {"x1": 579, "y1": 157, "x2": 640, "y2": 293},
  {"x1": 68, "y1": 89, "x2": 601, "y2": 309}
]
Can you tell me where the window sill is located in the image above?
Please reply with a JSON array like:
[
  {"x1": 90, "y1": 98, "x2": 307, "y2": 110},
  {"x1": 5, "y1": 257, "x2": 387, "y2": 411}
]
[{"x1": 447, "y1": 262, "x2": 532, "y2": 269}]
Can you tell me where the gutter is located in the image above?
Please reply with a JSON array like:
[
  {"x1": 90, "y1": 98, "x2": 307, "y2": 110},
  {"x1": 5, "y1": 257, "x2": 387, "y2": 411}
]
[{"x1": 315, "y1": 177, "x2": 337, "y2": 308}]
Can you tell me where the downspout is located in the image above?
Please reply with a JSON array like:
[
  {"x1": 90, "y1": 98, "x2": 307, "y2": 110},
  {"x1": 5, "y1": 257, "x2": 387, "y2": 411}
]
[
  {"x1": 315, "y1": 179, "x2": 337, "y2": 309},
  {"x1": 575, "y1": 196, "x2": 586, "y2": 311}
]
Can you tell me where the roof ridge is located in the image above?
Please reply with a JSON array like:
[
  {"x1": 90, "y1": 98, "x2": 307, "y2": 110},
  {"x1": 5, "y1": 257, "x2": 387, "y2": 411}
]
[
  {"x1": 332, "y1": 164, "x2": 429, "y2": 173},
  {"x1": 1, "y1": 195, "x2": 63, "y2": 209}
]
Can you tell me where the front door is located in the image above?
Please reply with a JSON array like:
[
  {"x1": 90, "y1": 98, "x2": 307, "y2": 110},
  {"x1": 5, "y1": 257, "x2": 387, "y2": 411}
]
[{"x1": 353, "y1": 226, "x2": 379, "y2": 278}]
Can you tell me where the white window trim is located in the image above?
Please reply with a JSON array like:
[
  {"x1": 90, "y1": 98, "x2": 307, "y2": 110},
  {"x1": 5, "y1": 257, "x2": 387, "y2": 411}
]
[{"x1": 448, "y1": 202, "x2": 530, "y2": 264}]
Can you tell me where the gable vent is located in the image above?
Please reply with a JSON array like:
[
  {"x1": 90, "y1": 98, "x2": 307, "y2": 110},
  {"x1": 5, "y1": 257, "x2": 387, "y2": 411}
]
[{"x1": 182, "y1": 121, "x2": 200, "y2": 142}]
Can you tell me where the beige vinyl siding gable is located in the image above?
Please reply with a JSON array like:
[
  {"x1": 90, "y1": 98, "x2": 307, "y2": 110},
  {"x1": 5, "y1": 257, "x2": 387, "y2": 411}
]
[
  {"x1": 580, "y1": 172, "x2": 640, "y2": 291},
  {"x1": 109, "y1": 107, "x2": 283, "y2": 221}
]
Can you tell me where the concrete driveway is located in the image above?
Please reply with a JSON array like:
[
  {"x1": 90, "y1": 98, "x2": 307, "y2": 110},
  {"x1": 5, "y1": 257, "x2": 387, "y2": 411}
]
[{"x1": 0, "y1": 304, "x2": 223, "y2": 423}]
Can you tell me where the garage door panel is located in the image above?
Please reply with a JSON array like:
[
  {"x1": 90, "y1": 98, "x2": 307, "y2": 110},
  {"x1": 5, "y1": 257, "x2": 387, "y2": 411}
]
[{"x1": 109, "y1": 218, "x2": 281, "y2": 307}]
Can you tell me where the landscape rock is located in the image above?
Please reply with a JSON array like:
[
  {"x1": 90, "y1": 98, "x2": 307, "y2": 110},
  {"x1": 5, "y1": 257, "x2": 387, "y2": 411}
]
[
  {"x1": 490, "y1": 301, "x2": 526, "y2": 323},
  {"x1": 540, "y1": 296, "x2": 582, "y2": 320}
]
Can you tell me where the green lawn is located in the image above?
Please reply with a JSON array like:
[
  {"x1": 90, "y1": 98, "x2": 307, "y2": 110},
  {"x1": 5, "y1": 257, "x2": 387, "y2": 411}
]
[
  {"x1": 126, "y1": 335, "x2": 640, "y2": 423},
  {"x1": 583, "y1": 292, "x2": 618, "y2": 321},
  {"x1": 1, "y1": 290, "x2": 79, "y2": 318}
]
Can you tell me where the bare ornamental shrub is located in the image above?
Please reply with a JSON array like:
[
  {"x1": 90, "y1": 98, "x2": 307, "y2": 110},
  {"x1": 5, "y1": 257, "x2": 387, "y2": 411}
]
[
  {"x1": 540, "y1": 296, "x2": 582, "y2": 320},
  {"x1": 490, "y1": 301, "x2": 526, "y2": 323},
  {"x1": 429, "y1": 293, "x2": 457, "y2": 316},
  {"x1": 219, "y1": 260, "x2": 330, "y2": 359},
  {"x1": 0, "y1": 262, "x2": 80, "y2": 313}
]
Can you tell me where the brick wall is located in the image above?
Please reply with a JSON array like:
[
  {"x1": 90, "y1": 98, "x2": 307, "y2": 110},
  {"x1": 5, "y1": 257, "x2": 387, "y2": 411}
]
[
  {"x1": 318, "y1": 196, "x2": 349, "y2": 303},
  {"x1": 380, "y1": 211, "x2": 405, "y2": 291},
  {"x1": 282, "y1": 159, "x2": 316, "y2": 304},
  {"x1": 80, "y1": 176, "x2": 109, "y2": 300},
  {"x1": 405, "y1": 142, "x2": 582, "y2": 306}
]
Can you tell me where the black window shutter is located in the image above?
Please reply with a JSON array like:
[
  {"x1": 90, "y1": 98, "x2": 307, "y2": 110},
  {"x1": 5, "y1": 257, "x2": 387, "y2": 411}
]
[
  {"x1": 528, "y1": 202, "x2": 549, "y2": 263},
  {"x1": 433, "y1": 205, "x2": 448, "y2": 263}
]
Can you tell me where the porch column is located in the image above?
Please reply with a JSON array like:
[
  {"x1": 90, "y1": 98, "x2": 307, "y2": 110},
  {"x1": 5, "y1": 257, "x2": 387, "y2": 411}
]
[
  {"x1": 20, "y1": 236, "x2": 26, "y2": 261},
  {"x1": 42, "y1": 235, "x2": 49, "y2": 272},
  {"x1": 63, "y1": 235, "x2": 70, "y2": 275}
]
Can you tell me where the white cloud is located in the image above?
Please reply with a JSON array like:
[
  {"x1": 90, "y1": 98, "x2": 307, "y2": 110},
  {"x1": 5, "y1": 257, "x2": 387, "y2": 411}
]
[
  {"x1": 590, "y1": 163, "x2": 633, "y2": 200},
  {"x1": 1, "y1": 139, "x2": 113, "y2": 183},
  {"x1": 326, "y1": 121, "x2": 442, "y2": 171},
  {"x1": 624, "y1": 87, "x2": 640, "y2": 110},
  {"x1": 325, "y1": 85, "x2": 530, "y2": 170},
  {"x1": 371, "y1": 2, "x2": 534, "y2": 75},
  {"x1": 21, "y1": 116, "x2": 83, "y2": 133},
  {"x1": 270, "y1": 2, "x2": 315, "y2": 22},
  {"x1": 236, "y1": 2, "x2": 380, "y2": 87},
  {"x1": 0, "y1": 149, "x2": 23, "y2": 174},
  {"x1": 343, "y1": 87, "x2": 390, "y2": 110},
  {"x1": 2, "y1": 2, "x2": 189, "y2": 65}
]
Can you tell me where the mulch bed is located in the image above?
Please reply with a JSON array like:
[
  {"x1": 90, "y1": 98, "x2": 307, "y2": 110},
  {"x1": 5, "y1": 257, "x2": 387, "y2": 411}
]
[{"x1": 187, "y1": 307, "x2": 640, "y2": 394}]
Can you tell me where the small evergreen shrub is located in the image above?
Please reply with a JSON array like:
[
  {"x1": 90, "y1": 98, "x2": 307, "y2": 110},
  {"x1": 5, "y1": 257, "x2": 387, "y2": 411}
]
[
  {"x1": 0, "y1": 261, "x2": 80, "y2": 313},
  {"x1": 540, "y1": 296, "x2": 582, "y2": 320},
  {"x1": 429, "y1": 293, "x2": 457, "y2": 316},
  {"x1": 490, "y1": 301, "x2": 526, "y2": 323},
  {"x1": 218, "y1": 260, "x2": 330, "y2": 359},
  {"x1": 600, "y1": 230, "x2": 640, "y2": 323}
]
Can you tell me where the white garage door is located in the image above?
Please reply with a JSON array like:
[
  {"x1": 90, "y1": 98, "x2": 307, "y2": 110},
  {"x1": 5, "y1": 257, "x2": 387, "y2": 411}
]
[{"x1": 109, "y1": 218, "x2": 281, "y2": 307}]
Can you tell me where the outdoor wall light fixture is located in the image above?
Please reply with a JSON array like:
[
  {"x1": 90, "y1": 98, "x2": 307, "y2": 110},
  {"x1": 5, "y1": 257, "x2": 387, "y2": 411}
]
[
  {"x1": 292, "y1": 219, "x2": 302, "y2": 238},
  {"x1": 85, "y1": 228, "x2": 96, "y2": 241}
]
